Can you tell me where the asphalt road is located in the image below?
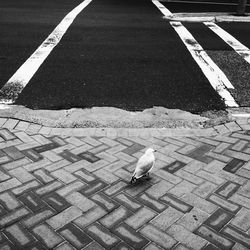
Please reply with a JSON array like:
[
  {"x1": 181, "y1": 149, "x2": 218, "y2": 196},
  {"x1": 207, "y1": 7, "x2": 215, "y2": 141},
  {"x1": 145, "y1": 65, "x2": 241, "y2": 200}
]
[{"x1": 1, "y1": 0, "x2": 249, "y2": 113}]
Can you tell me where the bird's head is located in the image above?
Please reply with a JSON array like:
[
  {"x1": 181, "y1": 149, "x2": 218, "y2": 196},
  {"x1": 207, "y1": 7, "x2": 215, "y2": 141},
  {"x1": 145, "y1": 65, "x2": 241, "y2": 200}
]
[{"x1": 145, "y1": 148, "x2": 156, "y2": 154}]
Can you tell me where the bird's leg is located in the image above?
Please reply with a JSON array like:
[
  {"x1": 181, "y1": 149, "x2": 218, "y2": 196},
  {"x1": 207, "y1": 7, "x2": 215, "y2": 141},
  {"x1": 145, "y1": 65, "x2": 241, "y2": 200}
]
[{"x1": 130, "y1": 176, "x2": 137, "y2": 184}]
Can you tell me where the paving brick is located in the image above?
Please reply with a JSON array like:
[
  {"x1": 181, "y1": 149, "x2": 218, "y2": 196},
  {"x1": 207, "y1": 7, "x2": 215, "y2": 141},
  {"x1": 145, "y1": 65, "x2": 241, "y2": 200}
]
[
  {"x1": 204, "y1": 160, "x2": 226, "y2": 173},
  {"x1": 116, "y1": 138, "x2": 134, "y2": 146},
  {"x1": 104, "y1": 160, "x2": 128, "y2": 172},
  {"x1": 32, "y1": 224, "x2": 63, "y2": 248},
  {"x1": 195, "y1": 225, "x2": 234, "y2": 249},
  {"x1": 16, "y1": 141, "x2": 41, "y2": 151},
  {"x1": 0, "y1": 138, "x2": 22, "y2": 150},
  {"x1": 2, "y1": 146, "x2": 24, "y2": 160},
  {"x1": 41, "y1": 150, "x2": 63, "y2": 162},
  {"x1": 176, "y1": 207, "x2": 209, "y2": 231},
  {"x1": 51, "y1": 169, "x2": 77, "y2": 184},
  {"x1": 45, "y1": 159, "x2": 71, "y2": 172},
  {"x1": 122, "y1": 143, "x2": 145, "y2": 155},
  {"x1": 19, "y1": 192, "x2": 47, "y2": 212},
  {"x1": 82, "y1": 241, "x2": 105, "y2": 250},
  {"x1": 143, "y1": 243, "x2": 163, "y2": 250},
  {"x1": 0, "y1": 242, "x2": 15, "y2": 250},
  {"x1": 65, "y1": 137, "x2": 85, "y2": 147},
  {"x1": 160, "y1": 193, "x2": 193, "y2": 213},
  {"x1": 114, "y1": 193, "x2": 142, "y2": 211},
  {"x1": 0, "y1": 156, "x2": 11, "y2": 165},
  {"x1": 43, "y1": 192, "x2": 71, "y2": 212},
  {"x1": 79, "y1": 180, "x2": 107, "y2": 197},
  {"x1": 46, "y1": 206, "x2": 82, "y2": 229},
  {"x1": 229, "y1": 194, "x2": 250, "y2": 209},
  {"x1": 225, "y1": 122, "x2": 242, "y2": 132},
  {"x1": 96, "y1": 151, "x2": 118, "y2": 163},
  {"x1": 0, "y1": 192, "x2": 21, "y2": 210},
  {"x1": 0, "y1": 118, "x2": 7, "y2": 127},
  {"x1": 9, "y1": 167, "x2": 35, "y2": 183},
  {"x1": 22, "y1": 148, "x2": 43, "y2": 162},
  {"x1": 169, "y1": 180, "x2": 197, "y2": 197},
  {"x1": 113, "y1": 168, "x2": 131, "y2": 182},
  {"x1": 34, "y1": 169, "x2": 54, "y2": 183},
  {"x1": 58, "y1": 223, "x2": 92, "y2": 249},
  {"x1": 181, "y1": 193, "x2": 217, "y2": 214},
  {"x1": 177, "y1": 144, "x2": 196, "y2": 155},
  {"x1": 196, "y1": 170, "x2": 225, "y2": 185},
  {"x1": 140, "y1": 224, "x2": 177, "y2": 249},
  {"x1": 114, "y1": 151, "x2": 136, "y2": 163},
  {"x1": 82, "y1": 137, "x2": 102, "y2": 147},
  {"x1": 83, "y1": 159, "x2": 109, "y2": 173},
  {"x1": 31, "y1": 135, "x2": 51, "y2": 145},
  {"x1": 170, "y1": 152, "x2": 195, "y2": 164},
  {"x1": 151, "y1": 206, "x2": 184, "y2": 230},
  {"x1": 86, "y1": 223, "x2": 120, "y2": 249},
  {"x1": 110, "y1": 242, "x2": 133, "y2": 250},
  {"x1": 222, "y1": 226, "x2": 250, "y2": 249},
  {"x1": 237, "y1": 168, "x2": 250, "y2": 180},
  {"x1": 59, "y1": 150, "x2": 82, "y2": 163},
  {"x1": 26, "y1": 124, "x2": 42, "y2": 135},
  {"x1": 88, "y1": 144, "x2": 109, "y2": 154},
  {"x1": 57, "y1": 181, "x2": 85, "y2": 196},
  {"x1": 74, "y1": 206, "x2": 107, "y2": 229},
  {"x1": 12, "y1": 180, "x2": 40, "y2": 196},
  {"x1": 0, "y1": 129, "x2": 16, "y2": 140},
  {"x1": 154, "y1": 169, "x2": 182, "y2": 184},
  {"x1": 2, "y1": 158, "x2": 32, "y2": 171},
  {"x1": 0, "y1": 207, "x2": 29, "y2": 228},
  {"x1": 194, "y1": 138, "x2": 220, "y2": 146},
  {"x1": 223, "y1": 158, "x2": 246, "y2": 173},
  {"x1": 125, "y1": 207, "x2": 156, "y2": 229},
  {"x1": 138, "y1": 193, "x2": 167, "y2": 212},
  {"x1": 35, "y1": 181, "x2": 63, "y2": 196},
  {"x1": 53, "y1": 144, "x2": 75, "y2": 154},
  {"x1": 24, "y1": 158, "x2": 52, "y2": 172},
  {"x1": 113, "y1": 223, "x2": 149, "y2": 249},
  {"x1": 78, "y1": 151, "x2": 101, "y2": 163},
  {"x1": 100, "y1": 206, "x2": 131, "y2": 228},
  {"x1": 225, "y1": 150, "x2": 250, "y2": 161},
  {"x1": 33, "y1": 143, "x2": 60, "y2": 153},
  {"x1": 215, "y1": 181, "x2": 240, "y2": 199},
  {"x1": 0, "y1": 178, "x2": 21, "y2": 193},
  {"x1": 104, "y1": 181, "x2": 128, "y2": 196},
  {"x1": 22, "y1": 208, "x2": 55, "y2": 228},
  {"x1": 93, "y1": 169, "x2": 119, "y2": 184},
  {"x1": 66, "y1": 192, "x2": 96, "y2": 212},
  {"x1": 204, "y1": 208, "x2": 234, "y2": 231},
  {"x1": 4, "y1": 223, "x2": 34, "y2": 247},
  {"x1": 230, "y1": 207, "x2": 250, "y2": 231},
  {"x1": 207, "y1": 194, "x2": 241, "y2": 214},
  {"x1": 193, "y1": 181, "x2": 218, "y2": 199},
  {"x1": 91, "y1": 193, "x2": 118, "y2": 212},
  {"x1": 144, "y1": 180, "x2": 173, "y2": 199},
  {"x1": 218, "y1": 171, "x2": 247, "y2": 185},
  {"x1": 0, "y1": 170, "x2": 10, "y2": 182},
  {"x1": 54, "y1": 242, "x2": 75, "y2": 250},
  {"x1": 74, "y1": 170, "x2": 95, "y2": 183},
  {"x1": 167, "y1": 224, "x2": 207, "y2": 250},
  {"x1": 161, "y1": 161, "x2": 186, "y2": 174},
  {"x1": 238, "y1": 181, "x2": 250, "y2": 198}
]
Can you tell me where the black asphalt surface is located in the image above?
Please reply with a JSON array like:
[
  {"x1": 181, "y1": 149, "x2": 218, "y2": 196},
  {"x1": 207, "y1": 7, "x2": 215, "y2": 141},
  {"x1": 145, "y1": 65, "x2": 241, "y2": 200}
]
[
  {"x1": 0, "y1": 0, "x2": 83, "y2": 87},
  {"x1": 162, "y1": 1, "x2": 250, "y2": 13},
  {"x1": 219, "y1": 23, "x2": 250, "y2": 48},
  {"x1": 13, "y1": 0, "x2": 226, "y2": 112}
]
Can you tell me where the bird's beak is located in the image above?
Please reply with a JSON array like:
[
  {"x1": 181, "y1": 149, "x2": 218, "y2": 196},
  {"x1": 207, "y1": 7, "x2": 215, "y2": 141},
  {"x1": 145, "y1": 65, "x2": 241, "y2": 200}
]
[{"x1": 154, "y1": 149, "x2": 157, "y2": 152}]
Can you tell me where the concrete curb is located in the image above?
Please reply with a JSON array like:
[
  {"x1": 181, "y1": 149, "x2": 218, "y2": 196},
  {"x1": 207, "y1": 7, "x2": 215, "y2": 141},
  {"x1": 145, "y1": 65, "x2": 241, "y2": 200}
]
[
  {"x1": 0, "y1": 117, "x2": 249, "y2": 138},
  {"x1": 163, "y1": 13, "x2": 250, "y2": 22}
]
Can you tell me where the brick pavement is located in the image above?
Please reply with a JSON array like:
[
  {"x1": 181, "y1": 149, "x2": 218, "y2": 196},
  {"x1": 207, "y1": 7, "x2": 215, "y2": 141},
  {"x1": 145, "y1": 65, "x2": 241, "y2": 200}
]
[{"x1": 0, "y1": 118, "x2": 250, "y2": 249}]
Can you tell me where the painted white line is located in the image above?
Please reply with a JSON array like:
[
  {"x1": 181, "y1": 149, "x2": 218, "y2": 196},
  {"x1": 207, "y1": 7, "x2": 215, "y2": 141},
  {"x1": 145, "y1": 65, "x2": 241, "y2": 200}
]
[
  {"x1": 170, "y1": 21, "x2": 238, "y2": 107},
  {"x1": 231, "y1": 113, "x2": 250, "y2": 118},
  {"x1": 152, "y1": 0, "x2": 173, "y2": 18},
  {"x1": 204, "y1": 22, "x2": 250, "y2": 64},
  {"x1": 0, "y1": 0, "x2": 93, "y2": 103}
]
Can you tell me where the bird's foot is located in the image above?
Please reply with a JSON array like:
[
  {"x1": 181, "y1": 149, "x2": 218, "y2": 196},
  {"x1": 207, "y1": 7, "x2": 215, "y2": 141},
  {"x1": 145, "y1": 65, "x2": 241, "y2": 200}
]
[{"x1": 130, "y1": 177, "x2": 137, "y2": 184}]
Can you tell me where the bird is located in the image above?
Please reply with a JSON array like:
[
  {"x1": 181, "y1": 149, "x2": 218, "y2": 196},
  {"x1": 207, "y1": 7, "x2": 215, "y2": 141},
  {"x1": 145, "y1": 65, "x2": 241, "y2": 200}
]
[{"x1": 130, "y1": 148, "x2": 156, "y2": 184}]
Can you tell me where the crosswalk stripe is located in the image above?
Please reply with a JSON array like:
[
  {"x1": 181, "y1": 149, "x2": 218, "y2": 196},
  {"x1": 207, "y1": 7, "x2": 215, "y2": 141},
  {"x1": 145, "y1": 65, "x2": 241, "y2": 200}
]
[
  {"x1": 204, "y1": 22, "x2": 250, "y2": 64},
  {"x1": 170, "y1": 21, "x2": 238, "y2": 107},
  {"x1": 152, "y1": 0, "x2": 238, "y2": 107},
  {"x1": 152, "y1": 0, "x2": 173, "y2": 18},
  {"x1": 0, "y1": 0, "x2": 93, "y2": 104}
]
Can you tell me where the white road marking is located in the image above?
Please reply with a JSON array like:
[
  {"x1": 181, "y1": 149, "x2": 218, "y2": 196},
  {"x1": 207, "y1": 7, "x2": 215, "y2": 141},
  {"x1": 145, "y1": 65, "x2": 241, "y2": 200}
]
[
  {"x1": 152, "y1": 0, "x2": 173, "y2": 18},
  {"x1": 0, "y1": 0, "x2": 93, "y2": 103},
  {"x1": 170, "y1": 21, "x2": 238, "y2": 107},
  {"x1": 204, "y1": 22, "x2": 250, "y2": 64},
  {"x1": 152, "y1": 0, "x2": 238, "y2": 107}
]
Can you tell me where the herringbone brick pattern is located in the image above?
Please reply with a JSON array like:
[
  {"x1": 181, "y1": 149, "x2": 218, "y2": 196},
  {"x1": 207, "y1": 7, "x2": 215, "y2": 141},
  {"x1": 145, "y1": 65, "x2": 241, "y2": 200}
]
[{"x1": 0, "y1": 127, "x2": 250, "y2": 249}]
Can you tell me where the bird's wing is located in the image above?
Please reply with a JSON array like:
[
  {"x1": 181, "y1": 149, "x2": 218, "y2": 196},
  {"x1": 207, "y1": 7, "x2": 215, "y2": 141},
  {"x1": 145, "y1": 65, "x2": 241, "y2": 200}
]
[{"x1": 134, "y1": 155, "x2": 155, "y2": 178}]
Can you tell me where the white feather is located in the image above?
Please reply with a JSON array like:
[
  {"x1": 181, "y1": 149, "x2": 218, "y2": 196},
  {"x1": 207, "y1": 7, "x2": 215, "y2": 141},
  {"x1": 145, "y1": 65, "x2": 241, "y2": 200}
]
[{"x1": 133, "y1": 148, "x2": 155, "y2": 178}]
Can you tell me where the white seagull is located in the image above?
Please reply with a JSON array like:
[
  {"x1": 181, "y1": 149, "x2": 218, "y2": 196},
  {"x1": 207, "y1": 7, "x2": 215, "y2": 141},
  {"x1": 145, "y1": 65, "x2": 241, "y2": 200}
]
[{"x1": 130, "y1": 148, "x2": 156, "y2": 184}]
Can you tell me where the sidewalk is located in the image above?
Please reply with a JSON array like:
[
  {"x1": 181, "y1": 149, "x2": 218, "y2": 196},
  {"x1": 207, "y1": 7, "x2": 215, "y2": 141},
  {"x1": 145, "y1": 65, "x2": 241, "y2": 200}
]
[{"x1": 0, "y1": 117, "x2": 250, "y2": 249}]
